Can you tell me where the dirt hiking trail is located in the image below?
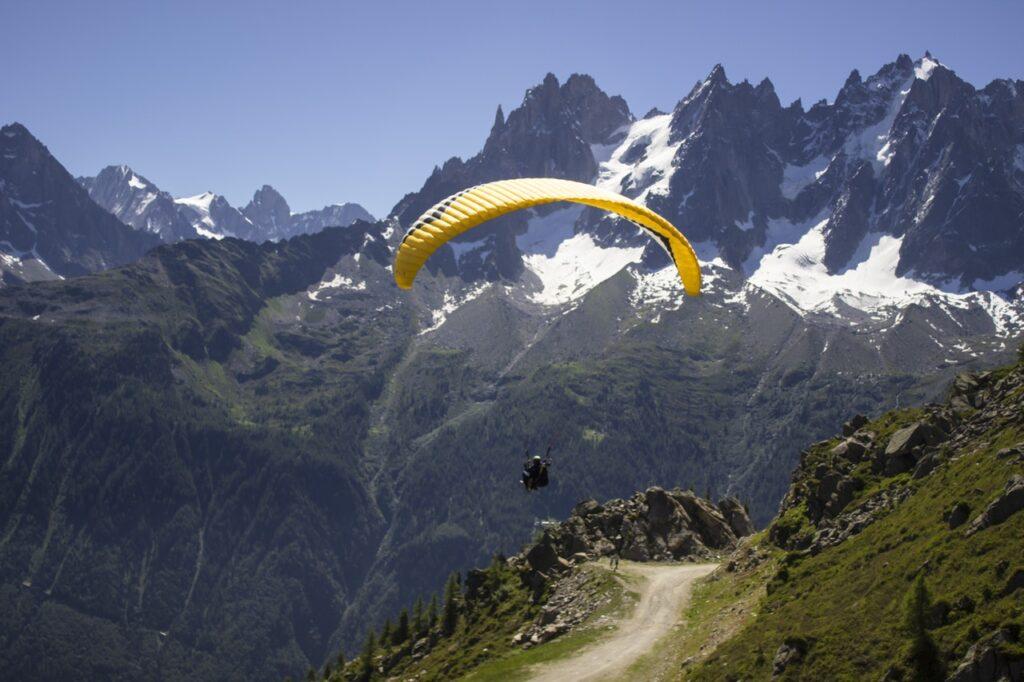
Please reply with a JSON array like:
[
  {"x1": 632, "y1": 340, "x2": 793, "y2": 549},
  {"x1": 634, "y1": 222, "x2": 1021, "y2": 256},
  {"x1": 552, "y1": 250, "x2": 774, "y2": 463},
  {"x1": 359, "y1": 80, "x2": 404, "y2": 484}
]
[{"x1": 527, "y1": 561, "x2": 716, "y2": 682}]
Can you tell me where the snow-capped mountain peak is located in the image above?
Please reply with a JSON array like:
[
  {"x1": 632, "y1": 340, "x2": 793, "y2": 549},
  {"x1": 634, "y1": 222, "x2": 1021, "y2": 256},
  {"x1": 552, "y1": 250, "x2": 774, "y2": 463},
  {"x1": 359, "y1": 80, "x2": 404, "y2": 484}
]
[{"x1": 392, "y1": 57, "x2": 1024, "y2": 345}]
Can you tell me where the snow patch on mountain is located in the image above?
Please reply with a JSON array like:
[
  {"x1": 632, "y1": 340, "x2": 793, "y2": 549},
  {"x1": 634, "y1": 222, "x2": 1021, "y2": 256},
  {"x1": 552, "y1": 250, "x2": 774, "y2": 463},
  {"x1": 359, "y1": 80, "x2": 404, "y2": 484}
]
[
  {"x1": 516, "y1": 205, "x2": 583, "y2": 256},
  {"x1": 915, "y1": 55, "x2": 940, "y2": 81},
  {"x1": 850, "y1": 76, "x2": 914, "y2": 174},
  {"x1": 450, "y1": 237, "x2": 491, "y2": 263},
  {"x1": 595, "y1": 113, "x2": 678, "y2": 199},
  {"x1": 308, "y1": 273, "x2": 367, "y2": 300},
  {"x1": 781, "y1": 155, "x2": 830, "y2": 199},
  {"x1": 743, "y1": 220, "x2": 1024, "y2": 334},
  {"x1": 629, "y1": 266, "x2": 685, "y2": 313},
  {"x1": 518, "y1": 205, "x2": 644, "y2": 306},
  {"x1": 420, "y1": 281, "x2": 492, "y2": 335},
  {"x1": 174, "y1": 192, "x2": 232, "y2": 238},
  {"x1": 175, "y1": 193, "x2": 215, "y2": 221}
]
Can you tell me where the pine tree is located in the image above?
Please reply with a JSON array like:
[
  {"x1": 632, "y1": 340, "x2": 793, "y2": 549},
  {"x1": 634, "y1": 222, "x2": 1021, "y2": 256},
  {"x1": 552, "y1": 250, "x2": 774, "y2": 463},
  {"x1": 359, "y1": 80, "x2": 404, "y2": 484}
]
[
  {"x1": 902, "y1": 573, "x2": 943, "y2": 679},
  {"x1": 394, "y1": 609, "x2": 410, "y2": 645},
  {"x1": 442, "y1": 571, "x2": 461, "y2": 636},
  {"x1": 359, "y1": 629, "x2": 377, "y2": 681},
  {"x1": 412, "y1": 597, "x2": 425, "y2": 637},
  {"x1": 322, "y1": 663, "x2": 331, "y2": 679},
  {"x1": 306, "y1": 668, "x2": 317, "y2": 682},
  {"x1": 427, "y1": 595, "x2": 439, "y2": 630},
  {"x1": 379, "y1": 619, "x2": 393, "y2": 647},
  {"x1": 336, "y1": 651, "x2": 345, "y2": 670}
]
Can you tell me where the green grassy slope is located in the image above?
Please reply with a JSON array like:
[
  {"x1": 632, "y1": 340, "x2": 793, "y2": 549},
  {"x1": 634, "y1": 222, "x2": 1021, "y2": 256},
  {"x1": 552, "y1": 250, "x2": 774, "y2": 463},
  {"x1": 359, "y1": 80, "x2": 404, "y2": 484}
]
[{"x1": 684, "y1": 349, "x2": 1024, "y2": 680}]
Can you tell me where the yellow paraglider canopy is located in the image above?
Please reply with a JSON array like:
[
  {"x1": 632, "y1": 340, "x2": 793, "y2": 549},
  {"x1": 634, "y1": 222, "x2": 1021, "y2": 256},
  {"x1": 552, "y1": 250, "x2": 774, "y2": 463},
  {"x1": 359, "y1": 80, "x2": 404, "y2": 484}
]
[{"x1": 393, "y1": 178, "x2": 701, "y2": 296}]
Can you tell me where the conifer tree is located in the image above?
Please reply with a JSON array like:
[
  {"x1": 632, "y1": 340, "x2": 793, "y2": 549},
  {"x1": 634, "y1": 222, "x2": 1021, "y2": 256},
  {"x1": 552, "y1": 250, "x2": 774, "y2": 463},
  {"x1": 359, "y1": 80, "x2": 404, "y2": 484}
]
[
  {"x1": 359, "y1": 629, "x2": 377, "y2": 681},
  {"x1": 902, "y1": 573, "x2": 943, "y2": 679},
  {"x1": 427, "y1": 595, "x2": 439, "y2": 630},
  {"x1": 442, "y1": 571, "x2": 461, "y2": 636},
  {"x1": 394, "y1": 609, "x2": 410, "y2": 645},
  {"x1": 412, "y1": 597, "x2": 425, "y2": 636}
]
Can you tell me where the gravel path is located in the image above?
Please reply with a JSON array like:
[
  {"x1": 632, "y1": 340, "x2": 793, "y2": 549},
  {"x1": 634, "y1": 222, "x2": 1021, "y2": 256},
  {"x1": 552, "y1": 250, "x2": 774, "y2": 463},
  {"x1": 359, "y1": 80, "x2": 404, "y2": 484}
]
[{"x1": 527, "y1": 561, "x2": 716, "y2": 682}]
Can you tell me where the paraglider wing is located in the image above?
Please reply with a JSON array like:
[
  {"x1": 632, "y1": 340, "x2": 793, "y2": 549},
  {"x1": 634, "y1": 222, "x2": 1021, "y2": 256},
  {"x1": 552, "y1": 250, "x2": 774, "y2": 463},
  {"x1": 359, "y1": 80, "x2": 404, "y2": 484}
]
[{"x1": 393, "y1": 178, "x2": 701, "y2": 295}]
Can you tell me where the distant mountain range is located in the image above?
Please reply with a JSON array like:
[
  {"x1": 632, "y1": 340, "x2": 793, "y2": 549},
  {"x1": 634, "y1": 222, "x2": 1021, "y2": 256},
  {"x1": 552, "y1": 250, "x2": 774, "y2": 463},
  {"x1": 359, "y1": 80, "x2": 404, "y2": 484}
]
[
  {"x1": 0, "y1": 124, "x2": 374, "y2": 283},
  {"x1": 78, "y1": 166, "x2": 374, "y2": 244},
  {"x1": 0, "y1": 123, "x2": 161, "y2": 283},
  {"x1": 0, "y1": 54, "x2": 1021, "y2": 680}
]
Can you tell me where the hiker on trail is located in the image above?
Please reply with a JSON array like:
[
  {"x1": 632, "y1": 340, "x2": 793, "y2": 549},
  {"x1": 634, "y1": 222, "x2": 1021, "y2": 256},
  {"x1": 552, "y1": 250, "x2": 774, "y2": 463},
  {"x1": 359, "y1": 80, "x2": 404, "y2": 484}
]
[
  {"x1": 610, "y1": 533, "x2": 624, "y2": 571},
  {"x1": 522, "y1": 446, "x2": 552, "y2": 491}
]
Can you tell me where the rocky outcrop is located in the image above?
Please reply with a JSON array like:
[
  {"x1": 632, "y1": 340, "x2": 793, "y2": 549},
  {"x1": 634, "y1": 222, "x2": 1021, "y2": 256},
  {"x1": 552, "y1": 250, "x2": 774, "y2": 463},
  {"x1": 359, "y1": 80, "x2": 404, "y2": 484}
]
[
  {"x1": 807, "y1": 486, "x2": 912, "y2": 554},
  {"x1": 510, "y1": 568, "x2": 615, "y2": 648},
  {"x1": 947, "y1": 629, "x2": 1024, "y2": 682},
  {"x1": 503, "y1": 488, "x2": 751, "y2": 647},
  {"x1": 533, "y1": 487, "x2": 751, "y2": 568},
  {"x1": 719, "y1": 497, "x2": 756, "y2": 537},
  {"x1": 772, "y1": 637, "x2": 809, "y2": 678},
  {"x1": 964, "y1": 475, "x2": 1024, "y2": 536},
  {"x1": 771, "y1": 360, "x2": 1024, "y2": 553}
]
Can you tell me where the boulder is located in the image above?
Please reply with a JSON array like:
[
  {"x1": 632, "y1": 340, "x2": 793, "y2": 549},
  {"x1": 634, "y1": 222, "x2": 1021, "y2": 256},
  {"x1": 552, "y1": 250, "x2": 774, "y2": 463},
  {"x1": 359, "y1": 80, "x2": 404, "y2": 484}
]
[
  {"x1": 999, "y1": 569, "x2": 1024, "y2": 597},
  {"x1": 772, "y1": 638, "x2": 808, "y2": 677},
  {"x1": 824, "y1": 476, "x2": 859, "y2": 518},
  {"x1": 526, "y1": 541, "x2": 563, "y2": 574},
  {"x1": 996, "y1": 445, "x2": 1023, "y2": 460},
  {"x1": 672, "y1": 491, "x2": 737, "y2": 548},
  {"x1": 645, "y1": 487, "x2": 684, "y2": 527},
  {"x1": 965, "y1": 475, "x2": 1024, "y2": 536},
  {"x1": 947, "y1": 629, "x2": 1024, "y2": 682},
  {"x1": 718, "y1": 497, "x2": 755, "y2": 537},
  {"x1": 666, "y1": 530, "x2": 702, "y2": 557},
  {"x1": 950, "y1": 395, "x2": 973, "y2": 413},
  {"x1": 534, "y1": 621, "x2": 569, "y2": 644},
  {"x1": 841, "y1": 414, "x2": 869, "y2": 436},
  {"x1": 951, "y1": 372, "x2": 980, "y2": 397},
  {"x1": 831, "y1": 438, "x2": 868, "y2": 462},
  {"x1": 912, "y1": 451, "x2": 942, "y2": 479},
  {"x1": 885, "y1": 422, "x2": 943, "y2": 458},
  {"x1": 945, "y1": 501, "x2": 971, "y2": 529},
  {"x1": 573, "y1": 499, "x2": 602, "y2": 516},
  {"x1": 537, "y1": 605, "x2": 559, "y2": 625},
  {"x1": 411, "y1": 637, "x2": 431, "y2": 660}
]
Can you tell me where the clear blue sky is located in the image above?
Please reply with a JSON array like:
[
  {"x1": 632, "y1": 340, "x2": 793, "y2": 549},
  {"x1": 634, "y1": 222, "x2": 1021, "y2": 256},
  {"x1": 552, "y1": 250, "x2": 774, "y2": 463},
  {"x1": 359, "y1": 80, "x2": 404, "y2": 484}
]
[{"x1": 3, "y1": 0, "x2": 1022, "y2": 218}]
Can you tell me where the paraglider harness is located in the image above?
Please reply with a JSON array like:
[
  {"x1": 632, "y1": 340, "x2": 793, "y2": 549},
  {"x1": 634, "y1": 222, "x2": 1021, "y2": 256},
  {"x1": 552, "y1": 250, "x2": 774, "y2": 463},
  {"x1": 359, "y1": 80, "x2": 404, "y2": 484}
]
[{"x1": 522, "y1": 445, "x2": 552, "y2": 491}]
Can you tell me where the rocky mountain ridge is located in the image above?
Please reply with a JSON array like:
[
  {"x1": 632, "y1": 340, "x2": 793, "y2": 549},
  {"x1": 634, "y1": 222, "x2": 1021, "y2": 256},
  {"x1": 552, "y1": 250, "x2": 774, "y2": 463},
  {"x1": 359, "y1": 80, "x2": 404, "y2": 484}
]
[
  {"x1": 391, "y1": 54, "x2": 1023, "y2": 339},
  {"x1": 80, "y1": 166, "x2": 374, "y2": 244},
  {"x1": 0, "y1": 123, "x2": 160, "y2": 284}
]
